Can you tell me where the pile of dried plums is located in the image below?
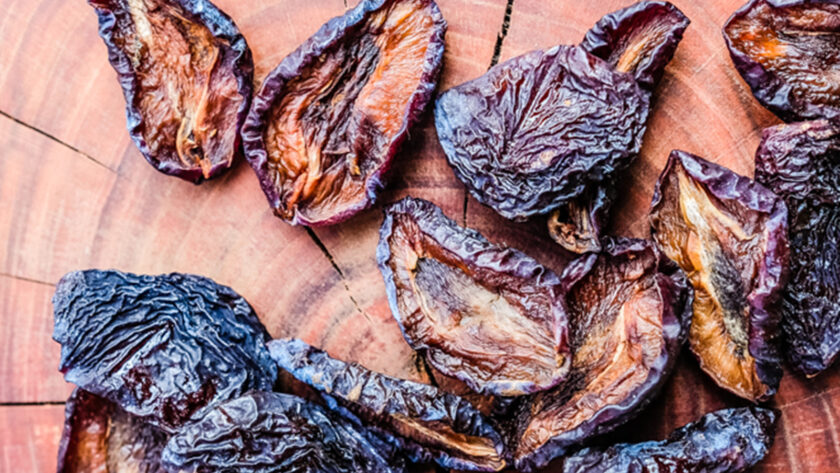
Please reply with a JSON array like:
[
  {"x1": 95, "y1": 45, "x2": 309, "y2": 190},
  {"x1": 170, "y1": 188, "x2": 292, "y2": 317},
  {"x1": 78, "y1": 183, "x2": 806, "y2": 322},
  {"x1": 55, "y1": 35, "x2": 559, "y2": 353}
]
[{"x1": 53, "y1": 0, "x2": 840, "y2": 471}]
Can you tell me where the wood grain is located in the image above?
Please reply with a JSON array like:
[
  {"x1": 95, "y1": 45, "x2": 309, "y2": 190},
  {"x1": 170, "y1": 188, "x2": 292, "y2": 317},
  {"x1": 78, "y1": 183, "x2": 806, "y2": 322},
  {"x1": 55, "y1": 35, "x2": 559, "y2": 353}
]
[{"x1": 0, "y1": 0, "x2": 837, "y2": 471}]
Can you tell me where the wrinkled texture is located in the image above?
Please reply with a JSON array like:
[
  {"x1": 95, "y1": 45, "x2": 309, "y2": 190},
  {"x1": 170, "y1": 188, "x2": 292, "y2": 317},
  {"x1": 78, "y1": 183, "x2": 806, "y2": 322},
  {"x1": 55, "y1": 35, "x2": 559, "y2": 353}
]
[
  {"x1": 555, "y1": 407, "x2": 777, "y2": 472},
  {"x1": 724, "y1": 0, "x2": 840, "y2": 122},
  {"x1": 509, "y1": 239, "x2": 691, "y2": 471},
  {"x1": 755, "y1": 119, "x2": 840, "y2": 376},
  {"x1": 57, "y1": 389, "x2": 169, "y2": 473},
  {"x1": 547, "y1": 185, "x2": 614, "y2": 254},
  {"x1": 268, "y1": 338, "x2": 506, "y2": 472},
  {"x1": 377, "y1": 197, "x2": 570, "y2": 396},
  {"x1": 52, "y1": 270, "x2": 277, "y2": 433},
  {"x1": 88, "y1": 0, "x2": 253, "y2": 182},
  {"x1": 162, "y1": 392, "x2": 405, "y2": 473},
  {"x1": 650, "y1": 150, "x2": 788, "y2": 401},
  {"x1": 242, "y1": 0, "x2": 446, "y2": 226}
]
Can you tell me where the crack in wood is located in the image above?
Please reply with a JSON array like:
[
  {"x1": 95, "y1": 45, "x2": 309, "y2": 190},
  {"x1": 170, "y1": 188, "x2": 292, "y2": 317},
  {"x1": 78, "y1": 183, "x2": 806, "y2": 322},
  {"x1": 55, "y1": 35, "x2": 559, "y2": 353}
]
[
  {"x1": 0, "y1": 401, "x2": 66, "y2": 407},
  {"x1": 0, "y1": 272, "x2": 56, "y2": 287}
]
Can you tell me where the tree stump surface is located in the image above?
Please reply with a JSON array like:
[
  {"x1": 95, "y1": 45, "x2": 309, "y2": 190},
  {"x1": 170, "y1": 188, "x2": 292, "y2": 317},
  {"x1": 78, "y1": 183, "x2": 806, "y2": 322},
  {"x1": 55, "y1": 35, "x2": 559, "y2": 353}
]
[{"x1": 0, "y1": 0, "x2": 837, "y2": 471}]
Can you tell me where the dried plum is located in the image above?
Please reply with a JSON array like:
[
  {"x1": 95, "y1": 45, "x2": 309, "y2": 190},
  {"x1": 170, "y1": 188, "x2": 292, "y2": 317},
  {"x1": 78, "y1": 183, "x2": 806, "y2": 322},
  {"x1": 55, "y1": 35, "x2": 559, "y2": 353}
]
[
  {"x1": 377, "y1": 196, "x2": 571, "y2": 396},
  {"x1": 724, "y1": 0, "x2": 840, "y2": 122},
  {"x1": 509, "y1": 239, "x2": 691, "y2": 471},
  {"x1": 555, "y1": 407, "x2": 777, "y2": 472},
  {"x1": 87, "y1": 0, "x2": 253, "y2": 182},
  {"x1": 242, "y1": 0, "x2": 446, "y2": 226},
  {"x1": 268, "y1": 338, "x2": 507, "y2": 472},
  {"x1": 755, "y1": 119, "x2": 840, "y2": 376},
  {"x1": 52, "y1": 270, "x2": 277, "y2": 433},
  {"x1": 57, "y1": 389, "x2": 169, "y2": 473},
  {"x1": 162, "y1": 391, "x2": 405, "y2": 473},
  {"x1": 650, "y1": 150, "x2": 789, "y2": 401}
]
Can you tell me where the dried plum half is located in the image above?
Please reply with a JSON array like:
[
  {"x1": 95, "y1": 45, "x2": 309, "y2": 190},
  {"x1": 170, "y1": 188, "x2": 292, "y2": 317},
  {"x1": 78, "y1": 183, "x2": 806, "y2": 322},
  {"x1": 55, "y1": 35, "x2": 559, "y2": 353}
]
[
  {"x1": 556, "y1": 407, "x2": 777, "y2": 472},
  {"x1": 509, "y1": 239, "x2": 691, "y2": 471},
  {"x1": 268, "y1": 338, "x2": 507, "y2": 472},
  {"x1": 242, "y1": 0, "x2": 446, "y2": 226},
  {"x1": 650, "y1": 150, "x2": 789, "y2": 401},
  {"x1": 756, "y1": 119, "x2": 840, "y2": 376},
  {"x1": 87, "y1": 0, "x2": 253, "y2": 182},
  {"x1": 57, "y1": 389, "x2": 169, "y2": 473},
  {"x1": 377, "y1": 196, "x2": 571, "y2": 397},
  {"x1": 52, "y1": 270, "x2": 277, "y2": 433},
  {"x1": 724, "y1": 0, "x2": 840, "y2": 122},
  {"x1": 162, "y1": 391, "x2": 406, "y2": 473}
]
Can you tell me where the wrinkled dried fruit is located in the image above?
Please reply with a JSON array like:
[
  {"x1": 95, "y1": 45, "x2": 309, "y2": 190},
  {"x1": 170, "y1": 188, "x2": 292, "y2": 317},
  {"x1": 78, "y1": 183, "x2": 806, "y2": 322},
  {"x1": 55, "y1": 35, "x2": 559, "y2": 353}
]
[
  {"x1": 87, "y1": 0, "x2": 253, "y2": 182},
  {"x1": 268, "y1": 338, "x2": 506, "y2": 472},
  {"x1": 162, "y1": 391, "x2": 405, "y2": 473},
  {"x1": 509, "y1": 239, "x2": 691, "y2": 471},
  {"x1": 377, "y1": 196, "x2": 570, "y2": 396},
  {"x1": 52, "y1": 270, "x2": 277, "y2": 432},
  {"x1": 755, "y1": 119, "x2": 840, "y2": 376},
  {"x1": 724, "y1": 0, "x2": 840, "y2": 122},
  {"x1": 242, "y1": 0, "x2": 446, "y2": 226},
  {"x1": 57, "y1": 389, "x2": 169, "y2": 473},
  {"x1": 547, "y1": 185, "x2": 615, "y2": 254},
  {"x1": 650, "y1": 150, "x2": 788, "y2": 401},
  {"x1": 556, "y1": 407, "x2": 777, "y2": 472}
]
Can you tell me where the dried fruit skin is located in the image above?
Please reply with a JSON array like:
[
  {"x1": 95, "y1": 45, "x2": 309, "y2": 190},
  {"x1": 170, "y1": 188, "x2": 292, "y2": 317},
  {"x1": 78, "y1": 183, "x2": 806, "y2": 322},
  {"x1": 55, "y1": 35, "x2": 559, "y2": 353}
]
[
  {"x1": 242, "y1": 0, "x2": 446, "y2": 226},
  {"x1": 377, "y1": 196, "x2": 571, "y2": 397},
  {"x1": 755, "y1": 119, "x2": 840, "y2": 376},
  {"x1": 268, "y1": 338, "x2": 507, "y2": 472},
  {"x1": 57, "y1": 389, "x2": 169, "y2": 473},
  {"x1": 87, "y1": 0, "x2": 253, "y2": 182},
  {"x1": 52, "y1": 270, "x2": 277, "y2": 433},
  {"x1": 650, "y1": 150, "x2": 789, "y2": 401},
  {"x1": 723, "y1": 0, "x2": 840, "y2": 122},
  {"x1": 556, "y1": 407, "x2": 777, "y2": 473},
  {"x1": 509, "y1": 239, "x2": 691, "y2": 472},
  {"x1": 162, "y1": 392, "x2": 405, "y2": 473}
]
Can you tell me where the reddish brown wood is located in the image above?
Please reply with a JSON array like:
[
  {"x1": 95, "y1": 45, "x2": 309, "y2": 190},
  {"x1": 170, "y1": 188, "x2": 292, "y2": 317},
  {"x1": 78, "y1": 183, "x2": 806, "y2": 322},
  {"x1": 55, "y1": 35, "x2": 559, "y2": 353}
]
[{"x1": 0, "y1": 405, "x2": 64, "y2": 472}]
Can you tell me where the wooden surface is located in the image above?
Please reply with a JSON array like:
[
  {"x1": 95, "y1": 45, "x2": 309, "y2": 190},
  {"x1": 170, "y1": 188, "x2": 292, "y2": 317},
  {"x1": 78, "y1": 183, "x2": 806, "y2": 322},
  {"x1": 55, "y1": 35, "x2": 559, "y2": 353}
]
[{"x1": 1, "y1": 0, "x2": 838, "y2": 471}]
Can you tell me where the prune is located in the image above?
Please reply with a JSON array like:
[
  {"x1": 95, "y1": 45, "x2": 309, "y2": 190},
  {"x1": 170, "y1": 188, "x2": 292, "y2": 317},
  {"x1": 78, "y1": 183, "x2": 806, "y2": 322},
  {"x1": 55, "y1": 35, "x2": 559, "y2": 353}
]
[
  {"x1": 547, "y1": 185, "x2": 615, "y2": 254},
  {"x1": 52, "y1": 270, "x2": 277, "y2": 433},
  {"x1": 509, "y1": 239, "x2": 692, "y2": 471},
  {"x1": 242, "y1": 0, "x2": 446, "y2": 226},
  {"x1": 649, "y1": 150, "x2": 789, "y2": 401},
  {"x1": 57, "y1": 389, "x2": 169, "y2": 473},
  {"x1": 87, "y1": 0, "x2": 253, "y2": 182},
  {"x1": 162, "y1": 391, "x2": 406, "y2": 473},
  {"x1": 377, "y1": 196, "x2": 571, "y2": 396},
  {"x1": 268, "y1": 338, "x2": 507, "y2": 472},
  {"x1": 555, "y1": 407, "x2": 777, "y2": 472},
  {"x1": 755, "y1": 119, "x2": 840, "y2": 376},
  {"x1": 724, "y1": 0, "x2": 840, "y2": 122}
]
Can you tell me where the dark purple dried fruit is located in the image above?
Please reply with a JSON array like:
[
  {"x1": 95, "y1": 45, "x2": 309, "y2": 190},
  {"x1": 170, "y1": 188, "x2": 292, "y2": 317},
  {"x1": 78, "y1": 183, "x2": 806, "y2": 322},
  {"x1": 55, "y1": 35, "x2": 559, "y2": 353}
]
[
  {"x1": 723, "y1": 0, "x2": 840, "y2": 122},
  {"x1": 377, "y1": 196, "x2": 571, "y2": 397},
  {"x1": 547, "y1": 184, "x2": 615, "y2": 254},
  {"x1": 268, "y1": 338, "x2": 507, "y2": 472},
  {"x1": 650, "y1": 150, "x2": 789, "y2": 401},
  {"x1": 87, "y1": 0, "x2": 253, "y2": 182},
  {"x1": 52, "y1": 270, "x2": 277, "y2": 433},
  {"x1": 57, "y1": 389, "x2": 169, "y2": 473},
  {"x1": 242, "y1": 0, "x2": 446, "y2": 226},
  {"x1": 755, "y1": 119, "x2": 840, "y2": 376},
  {"x1": 555, "y1": 407, "x2": 777, "y2": 473},
  {"x1": 509, "y1": 239, "x2": 691, "y2": 471},
  {"x1": 162, "y1": 391, "x2": 405, "y2": 473}
]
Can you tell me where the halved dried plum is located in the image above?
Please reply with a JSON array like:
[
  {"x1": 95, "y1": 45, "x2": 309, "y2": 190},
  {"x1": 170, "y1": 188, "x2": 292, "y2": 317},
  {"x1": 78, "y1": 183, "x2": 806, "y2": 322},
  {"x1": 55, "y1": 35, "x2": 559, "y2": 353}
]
[
  {"x1": 242, "y1": 0, "x2": 446, "y2": 226},
  {"x1": 52, "y1": 270, "x2": 277, "y2": 433},
  {"x1": 87, "y1": 0, "x2": 253, "y2": 182},
  {"x1": 509, "y1": 238, "x2": 691, "y2": 471},
  {"x1": 756, "y1": 119, "x2": 840, "y2": 376},
  {"x1": 57, "y1": 389, "x2": 169, "y2": 473},
  {"x1": 650, "y1": 150, "x2": 789, "y2": 401},
  {"x1": 377, "y1": 196, "x2": 571, "y2": 397},
  {"x1": 162, "y1": 391, "x2": 406, "y2": 473},
  {"x1": 724, "y1": 0, "x2": 840, "y2": 122},
  {"x1": 268, "y1": 338, "x2": 506, "y2": 472},
  {"x1": 556, "y1": 407, "x2": 777, "y2": 472}
]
